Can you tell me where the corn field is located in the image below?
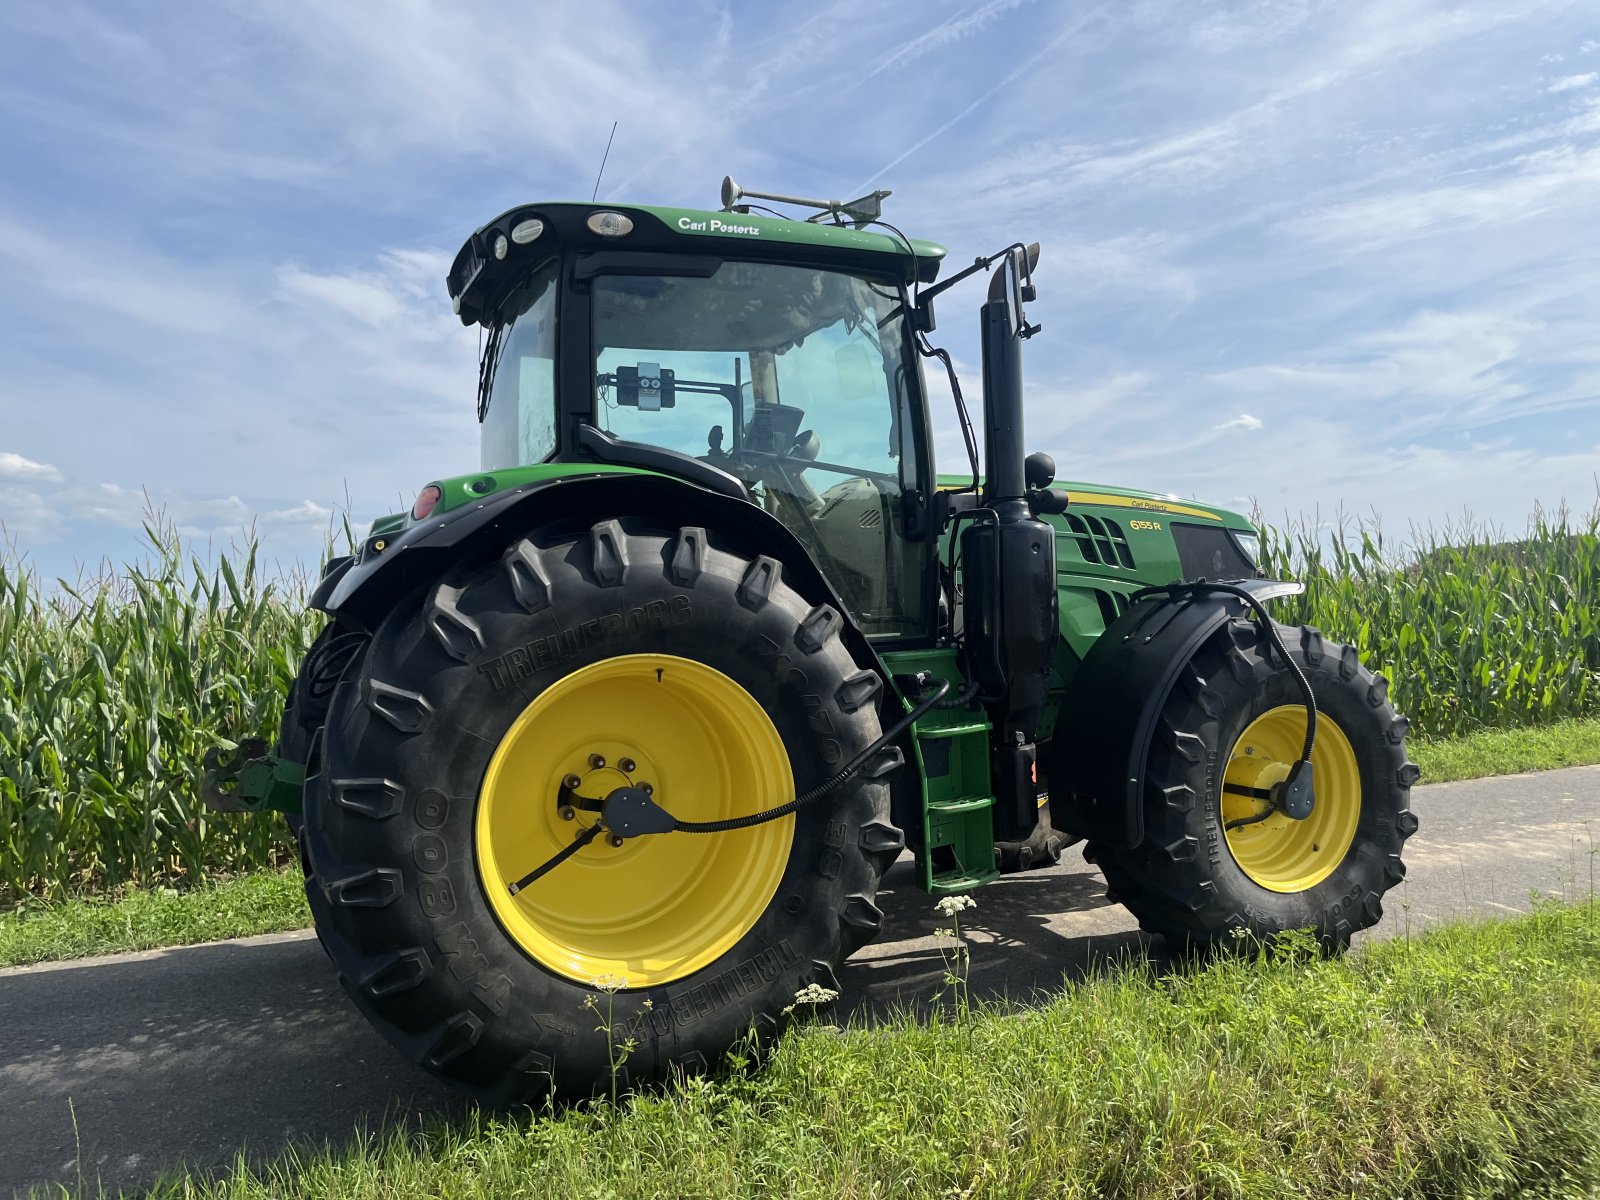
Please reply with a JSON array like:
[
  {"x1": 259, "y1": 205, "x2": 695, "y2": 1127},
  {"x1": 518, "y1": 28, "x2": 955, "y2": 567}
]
[
  {"x1": 1259, "y1": 505, "x2": 1600, "y2": 742},
  {"x1": 2, "y1": 509, "x2": 1598, "y2": 900},
  {"x1": 0, "y1": 522, "x2": 318, "y2": 901}
]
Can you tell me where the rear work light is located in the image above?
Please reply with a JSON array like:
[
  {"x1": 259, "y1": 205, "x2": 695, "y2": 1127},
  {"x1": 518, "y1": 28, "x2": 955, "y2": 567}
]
[
  {"x1": 412, "y1": 484, "x2": 443, "y2": 520},
  {"x1": 587, "y1": 210, "x2": 634, "y2": 237}
]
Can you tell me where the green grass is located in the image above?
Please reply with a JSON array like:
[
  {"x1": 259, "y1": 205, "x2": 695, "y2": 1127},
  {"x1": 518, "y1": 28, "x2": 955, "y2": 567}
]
[
  {"x1": 119, "y1": 900, "x2": 1600, "y2": 1200},
  {"x1": 0, "y1": 867, "x2": 309, "y2": 968},
  {"x1": 1411, "y1": 714, "x2": 1600, "y2": 783}
]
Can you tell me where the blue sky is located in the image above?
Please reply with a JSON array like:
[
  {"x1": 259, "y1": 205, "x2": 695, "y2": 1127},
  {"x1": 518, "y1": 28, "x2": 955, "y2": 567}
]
[{"x1": 1, "y1": 0, "x2": 1597, "y2": 580}]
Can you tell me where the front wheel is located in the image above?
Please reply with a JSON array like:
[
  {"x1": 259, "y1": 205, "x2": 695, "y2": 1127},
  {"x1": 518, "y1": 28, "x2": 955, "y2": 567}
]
[{"x1": 1091, "y1": 618, "x2": 1420, "y2": 951}]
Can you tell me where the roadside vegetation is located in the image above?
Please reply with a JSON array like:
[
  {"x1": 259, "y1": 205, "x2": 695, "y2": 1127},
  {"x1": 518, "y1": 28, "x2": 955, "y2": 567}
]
[
  {"x1": 1410, "y1": 713, "x2": 1600, "y2": 783},
  {"x1": 0, "y1": 867, "x2": 307, "y2": 969},
  {"x1": 111, "y1": 899, "x2": 1600, "y2": 1200},
  {"x1": 1260, "y1": 505, "x2": 1600, "y2": 740},
  {"x1": 0, "y1": 519, "x2": 317, "y2": 902},
  {"x1": 1, "y1": 506, "x2": 1597, "y2": 903}
]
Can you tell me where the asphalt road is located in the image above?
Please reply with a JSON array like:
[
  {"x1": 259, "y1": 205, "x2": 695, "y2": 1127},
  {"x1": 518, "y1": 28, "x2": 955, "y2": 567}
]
[{"x1": 3, "y1": 765, "x2": 1597, "y2": 1197}]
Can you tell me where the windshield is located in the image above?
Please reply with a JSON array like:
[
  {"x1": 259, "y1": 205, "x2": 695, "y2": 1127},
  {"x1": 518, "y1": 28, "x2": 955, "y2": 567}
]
[
  {"x1": 593, "y1": 261, "x2": 927, "y2": 636},
  {"x1": 481, "y1": 263, "x2": 559, "y2": 471}
]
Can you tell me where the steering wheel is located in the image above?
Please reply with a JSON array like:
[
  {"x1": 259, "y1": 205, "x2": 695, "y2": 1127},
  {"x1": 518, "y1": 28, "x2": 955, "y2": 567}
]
[{"x1": 787, "y1": 429, "x2": 821, "y2": 467}]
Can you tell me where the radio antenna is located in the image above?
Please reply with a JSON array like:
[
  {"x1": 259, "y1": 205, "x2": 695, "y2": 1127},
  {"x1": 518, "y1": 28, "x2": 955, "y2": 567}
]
[{"x1": 591, "y1": 121, "x2": 619, "y2": 201}]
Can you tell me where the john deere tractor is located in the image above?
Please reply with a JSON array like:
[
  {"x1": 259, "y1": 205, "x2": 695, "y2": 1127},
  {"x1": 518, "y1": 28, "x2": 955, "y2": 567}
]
[{"x1": 206, "y1": 179, "x2": 1418, "y2": 1102}]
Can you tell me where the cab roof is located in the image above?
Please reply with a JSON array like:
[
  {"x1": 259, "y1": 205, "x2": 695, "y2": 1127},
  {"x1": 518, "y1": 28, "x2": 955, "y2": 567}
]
[{"x1": 447, "y1": 201, "x2": 947, "y2": 328}]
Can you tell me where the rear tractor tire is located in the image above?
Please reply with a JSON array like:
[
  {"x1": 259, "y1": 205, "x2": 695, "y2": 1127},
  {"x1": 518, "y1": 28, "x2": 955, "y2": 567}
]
[
  {"x1": 1090, "y1": 618, "x2": 1419, "y2": 951},
  {"x1": 301, "y1": 519, "x2": 904, "y2": 1102}
]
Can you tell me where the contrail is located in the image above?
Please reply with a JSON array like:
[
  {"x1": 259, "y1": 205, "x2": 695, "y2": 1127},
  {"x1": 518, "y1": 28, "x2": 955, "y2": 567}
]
[{"x1": 855, "y1": 2, "x2": 1110, "y2": 192}]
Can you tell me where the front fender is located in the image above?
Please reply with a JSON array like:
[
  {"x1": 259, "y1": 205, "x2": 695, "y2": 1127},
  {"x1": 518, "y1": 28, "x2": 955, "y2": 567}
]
[{"x1": 1045, "y1": 579, "x2": 1303, "y2": 848}]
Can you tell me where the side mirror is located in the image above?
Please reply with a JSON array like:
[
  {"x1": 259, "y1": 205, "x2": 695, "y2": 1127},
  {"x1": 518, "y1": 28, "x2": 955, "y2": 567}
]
[{"x1": 985, "y1": 243, "x2": 1042, "y2": 338}]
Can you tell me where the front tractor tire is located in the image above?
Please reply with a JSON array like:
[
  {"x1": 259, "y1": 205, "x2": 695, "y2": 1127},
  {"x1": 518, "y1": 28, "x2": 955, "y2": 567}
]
[
  {"x1": 302, "y1": 520, "x2": 904, "y2": 1103},
  {"x1": 1091, "y1": 618, "x2": 1420, "y2": 951}
]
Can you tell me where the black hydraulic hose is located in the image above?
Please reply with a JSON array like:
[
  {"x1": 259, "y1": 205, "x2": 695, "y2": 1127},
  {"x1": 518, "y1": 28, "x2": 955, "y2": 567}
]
[
  {"x1": 507, "y1": 823, "x2": 603, "y2": 894},
  {"x1": 919, "y1": 335, "x2": 981, "y2": 493},
  {"x1": 672, "y1": 678, "x2": 951, "y2": 833},
  {"x1": 1130, "y1": 580, "x2": 1319, "y2": 826}
]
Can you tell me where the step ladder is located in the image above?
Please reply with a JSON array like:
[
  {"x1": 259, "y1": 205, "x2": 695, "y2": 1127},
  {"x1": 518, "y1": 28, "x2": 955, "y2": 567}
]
[{"x1": 913, "y1": 713, "x2": 999, "y2": 894}]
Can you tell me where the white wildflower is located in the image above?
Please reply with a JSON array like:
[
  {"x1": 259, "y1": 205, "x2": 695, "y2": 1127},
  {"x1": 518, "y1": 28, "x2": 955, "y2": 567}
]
[
  {"x1": 935, "y1": 894, "x2": 977, "y2": 917},
  {"x1": 589, "y1": 973, "x2": 629, "y2": 993},
  {"x1": 791, "y1": 982, "x2": 839, "y2": 1007},
  {"x1": 783, "y1": 982, "x2": 841, "y2": 1015}
]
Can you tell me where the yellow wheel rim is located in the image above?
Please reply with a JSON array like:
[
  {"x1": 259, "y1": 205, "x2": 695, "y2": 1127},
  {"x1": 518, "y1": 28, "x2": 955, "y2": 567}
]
[
  {"x1": 1220, "y1": 706, "x2": 1361, "y2": 893},
  {"x1": 476, "y1": 653, "x2": 794, "y2": 987}
]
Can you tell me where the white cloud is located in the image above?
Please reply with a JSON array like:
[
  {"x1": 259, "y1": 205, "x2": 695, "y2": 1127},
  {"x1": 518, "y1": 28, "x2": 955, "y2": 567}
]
[
  {"x1": 1216, "y1": 413, "x2": 1264, "y2": 431},
  {"x1": 0, "y1": 451, "x2": 61, "y2": 482},
  {"x1": 1204, "y1": 308, "x2": 1536, "y2": 432},
  {"x1": 276, "y1": 266, "x2": 409, "y2": 327},
  {"x1": 1281, "y1": 144, "x2": 1600, "y2": 251},
  {"x1": 1548, "y1": 72, "x2": 1598, "y2": 92},
  {"x1": 263, "y1": 500, "x2": 335, "y2": 525},
  {"x1": 0, "y1": 484, "x2": 61, "y2": 543}
]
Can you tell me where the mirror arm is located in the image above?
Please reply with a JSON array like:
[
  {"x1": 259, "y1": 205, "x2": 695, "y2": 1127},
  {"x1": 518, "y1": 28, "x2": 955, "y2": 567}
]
[{"x1": 914, "y1": 241, "x2": 1037, "y2": 313}]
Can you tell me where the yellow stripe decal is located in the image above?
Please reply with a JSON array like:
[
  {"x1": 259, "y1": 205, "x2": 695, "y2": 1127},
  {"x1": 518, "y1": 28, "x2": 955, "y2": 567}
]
[
  {"x1": 1063, "y1": 491, "x2": 1219, "y2": 521},
  {"x1": 934, "y1": 482, "x2": 1222, "y2": 522}
]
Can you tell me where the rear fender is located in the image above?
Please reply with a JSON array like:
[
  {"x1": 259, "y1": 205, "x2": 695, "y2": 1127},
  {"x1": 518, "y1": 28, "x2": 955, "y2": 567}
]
[
  {"x1": 1045, "y1": 579, "x2": 1302, "y2": 848},
  {"x1": 310, "y1": 471, "x2": 891, "y2": 720}
]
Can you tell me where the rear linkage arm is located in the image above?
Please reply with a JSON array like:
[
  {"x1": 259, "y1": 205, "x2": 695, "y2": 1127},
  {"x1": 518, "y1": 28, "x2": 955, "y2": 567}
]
[{"x1": 507, "y1": 678, "x2": 953, "y2": 895}]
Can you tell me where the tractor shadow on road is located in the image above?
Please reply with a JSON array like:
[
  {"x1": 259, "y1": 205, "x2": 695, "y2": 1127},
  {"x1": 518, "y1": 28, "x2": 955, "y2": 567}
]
[
  {"x1": 837, "y1": 853, "x2": 1175, "y2": 1023},
  {"x1": 0, "y1": 853, "x2": 1165, "y2": 1197},
  {"x1": 0, "y1": 934, "x2": 470, "y2": 1198}
]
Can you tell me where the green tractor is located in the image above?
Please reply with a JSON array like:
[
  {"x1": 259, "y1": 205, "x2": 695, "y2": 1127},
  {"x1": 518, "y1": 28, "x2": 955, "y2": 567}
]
[{"x1": 206, "y1": 179, "x2": 1418, "y2": 1102}]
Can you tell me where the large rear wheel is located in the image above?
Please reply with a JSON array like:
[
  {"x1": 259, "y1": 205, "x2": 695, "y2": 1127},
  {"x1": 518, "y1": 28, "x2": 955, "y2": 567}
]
[
  {"x1": 1091, "y1": 618, "x2": 1420, "y2": 950},
  {"x1": 302, "y1": 519, "x2": 904, "y2": 1101}
]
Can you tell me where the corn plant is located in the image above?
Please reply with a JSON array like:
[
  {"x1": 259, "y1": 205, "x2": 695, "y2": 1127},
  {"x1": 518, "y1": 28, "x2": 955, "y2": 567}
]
[
  {"x1": 1258, "y1": 505, "x2": 1600, "y2": 741},
  {"x1": 0, "y1": 518, "x2": 323, "y2": 901}
]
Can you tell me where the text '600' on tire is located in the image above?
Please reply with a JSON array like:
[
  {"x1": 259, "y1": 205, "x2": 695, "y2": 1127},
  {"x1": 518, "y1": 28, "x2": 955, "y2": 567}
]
[
  {"x1": 300, "y1": 520, "x2": 905, "y2": 1103},
  {"x1": 1091, "y1": 618, "x2": 1420, "y2": 952}
]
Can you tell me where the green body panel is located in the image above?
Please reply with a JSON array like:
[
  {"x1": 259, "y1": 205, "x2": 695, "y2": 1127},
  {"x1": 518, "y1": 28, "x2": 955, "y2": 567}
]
[
  {"x1": 394, "y1": 462, "x2": 655, "y2": 533},
  {"x1": 937, "y1": 472, "x2": 1255, "y2": 661},
  {"x1": 469, "y1": 201, "x2": 946, "y2": 281},
  {"x1": 629, "y1": 204, "x2": 947, "y2": 269}
]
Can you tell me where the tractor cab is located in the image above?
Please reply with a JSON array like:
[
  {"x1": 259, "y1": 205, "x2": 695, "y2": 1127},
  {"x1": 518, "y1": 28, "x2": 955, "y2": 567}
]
[{"x1": 450, "y1": 200, "x2": 947, "y2": 640}]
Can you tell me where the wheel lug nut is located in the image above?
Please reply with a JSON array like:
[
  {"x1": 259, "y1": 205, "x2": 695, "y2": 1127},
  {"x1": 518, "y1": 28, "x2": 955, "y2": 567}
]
[
  {"x1": 607, "y1": 834, "x2": 625, "y2": 849},
  {"x1": 558, "y1": 805, "x2": 576, "y2": 821},
  {"x1": 562, "y1": 774, "x2": 582, "y2": 791},
  {"x1": 589, "y1": 754, "x2": 606, "y2": 769},
  {"x1": 640, "y1": 782, "x2": 653, "y2": 796},
  {"x1": 619, "y1": 757, "x2": 636, "y2": 773}
]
